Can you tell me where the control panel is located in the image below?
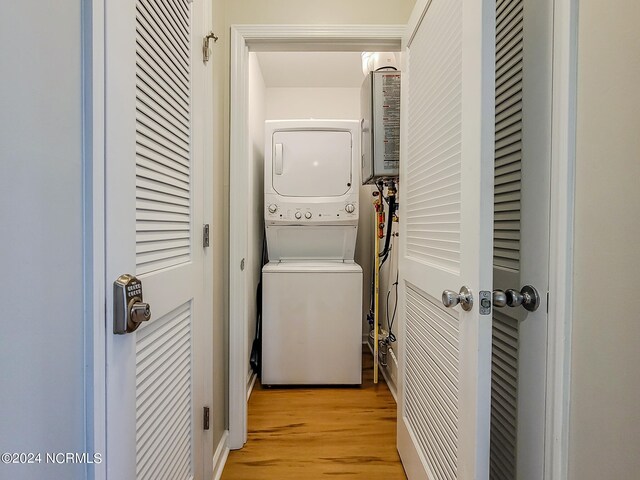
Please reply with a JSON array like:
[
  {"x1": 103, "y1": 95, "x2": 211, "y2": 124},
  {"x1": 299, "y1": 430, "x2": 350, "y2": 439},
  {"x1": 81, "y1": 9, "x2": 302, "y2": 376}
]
[{"x1": 265, "y1": 201, "x2": 358, "y2": 224}]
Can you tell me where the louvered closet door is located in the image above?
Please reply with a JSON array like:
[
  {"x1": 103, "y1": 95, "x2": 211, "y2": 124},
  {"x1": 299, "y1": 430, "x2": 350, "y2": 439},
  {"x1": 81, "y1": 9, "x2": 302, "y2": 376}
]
[
  {"x1": 396, "y1": 0, "x2": 495, "y2": 479},
  {"x1": 104, "y1": 0, "x2": 207, "y2": 478},
  {"x1": 490, "y1": 0, "x2": 552, "y2": 478},
  {"x1": 491, "y1": 1, "x2": 525, "y2": 476}
]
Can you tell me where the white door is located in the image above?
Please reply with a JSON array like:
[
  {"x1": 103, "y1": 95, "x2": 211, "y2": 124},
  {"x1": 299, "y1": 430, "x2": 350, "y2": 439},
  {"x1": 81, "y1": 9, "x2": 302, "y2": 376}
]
[
  {"x1": 396, "y1": 0, "x2": 495, "y2": 479},
  {"x1": 104, "y1": 0, "x2": 210, "y2": 478},
  {"x1": 490, "y1": 0, "x2": 552, "y2": 477}
]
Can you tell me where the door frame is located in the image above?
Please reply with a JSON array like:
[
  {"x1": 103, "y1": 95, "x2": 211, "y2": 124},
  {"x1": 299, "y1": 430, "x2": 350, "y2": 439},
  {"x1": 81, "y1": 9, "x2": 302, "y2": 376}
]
[
  {"x1": 545, "y1": 0, "x2": 578, "y2": 477},
  {"x1": 84, "y1": 1, "x2": 107, "y2": 478},
  {"x1": 228, "y1": 23, "x2": 406, "y2": 450},
  {"x1": 83, "y1": 1, "x2": 215, "y2": 478}
]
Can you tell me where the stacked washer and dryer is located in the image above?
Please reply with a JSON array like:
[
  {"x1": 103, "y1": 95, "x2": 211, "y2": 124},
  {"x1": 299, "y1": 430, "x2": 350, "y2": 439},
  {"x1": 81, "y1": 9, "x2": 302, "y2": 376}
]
[{"x1": 261, "y1": 120, "x2": 363, "y2": 385}]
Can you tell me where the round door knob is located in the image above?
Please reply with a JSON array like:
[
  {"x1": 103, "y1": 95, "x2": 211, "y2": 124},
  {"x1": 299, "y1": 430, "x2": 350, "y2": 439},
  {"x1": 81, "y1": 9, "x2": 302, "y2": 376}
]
[
  {"x1": 305, "y1": 211, "x2": 312, "y2": 219},
  {"x1": 294, "y1": 211, "x2": 302, "y2": 219},
  {"x1": 442, "y1": 290, "x2": 460, "y2": 308},
  {"x1": 441, "y1": 286, "x2": 473, "y2": 311},
  {"x1": 505, "y1": 289, "x2": 523, "y2": 307},
  {"x1": 345, "y1": 203, "x2": 355, "y2": 213},
  {"x1": 268, "y1": 204, "x2": 278, "y2": 214},
  {"x1": 493, "y1": 290, "x2": 507, "y2": 308},
  {"x1": 505, "y1": 285, "x2": 540, "y2": 312}
]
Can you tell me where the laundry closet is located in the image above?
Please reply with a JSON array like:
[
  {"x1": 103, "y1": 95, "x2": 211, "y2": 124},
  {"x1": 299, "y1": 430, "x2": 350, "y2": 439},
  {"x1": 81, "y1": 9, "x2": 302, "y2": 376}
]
[{"x1": 244, "y1": 51, "x2": 401, "y2": 392}]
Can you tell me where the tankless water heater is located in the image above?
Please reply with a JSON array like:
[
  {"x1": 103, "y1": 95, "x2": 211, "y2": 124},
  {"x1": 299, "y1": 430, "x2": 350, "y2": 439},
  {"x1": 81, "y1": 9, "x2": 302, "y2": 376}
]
[{"x1": 360, "y1": 71, "x2": 401, "y2": 184}]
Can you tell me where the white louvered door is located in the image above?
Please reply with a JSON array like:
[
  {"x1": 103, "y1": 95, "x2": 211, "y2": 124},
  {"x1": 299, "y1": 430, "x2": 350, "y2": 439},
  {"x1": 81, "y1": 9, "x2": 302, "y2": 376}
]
[
  {"x1": 490, "y1": 0, "x2": 552, "y2": 478},
  {"x1": 104, "y1": 0, "x2": 209, "y2": 478},
  {"x1": 397, "y1": 0, "x2": 495, "y2": 479}
]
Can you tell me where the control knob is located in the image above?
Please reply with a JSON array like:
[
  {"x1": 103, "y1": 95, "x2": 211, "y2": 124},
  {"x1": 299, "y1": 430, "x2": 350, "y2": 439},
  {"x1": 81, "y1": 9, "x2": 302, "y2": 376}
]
[
  {"x1": 294, "y1": 211, "x2": 302, "y2": 219},
  {"x1": 267, "y1": 204, "x2": 278, "y2": 214},
  {"x1": 345, "y1": 203, "x2": 356, "y2": 214},
  {"x1": 305, "y1": 212, "x2": 312, "y2": 219}
]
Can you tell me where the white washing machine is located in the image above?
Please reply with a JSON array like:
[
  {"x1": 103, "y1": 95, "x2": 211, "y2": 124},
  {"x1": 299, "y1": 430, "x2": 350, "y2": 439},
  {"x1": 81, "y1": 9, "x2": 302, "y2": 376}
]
[
  {"x1": 261, "y1": 262, "x2": 362, "y2": 385},
  {"x1": 262, "y1": 120, "x2": 363, "y2": 385}
]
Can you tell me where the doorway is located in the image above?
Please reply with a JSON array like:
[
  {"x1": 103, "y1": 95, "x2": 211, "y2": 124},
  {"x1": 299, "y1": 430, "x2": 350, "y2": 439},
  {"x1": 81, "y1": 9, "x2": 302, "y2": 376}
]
[{"x1": 228, "y1": 25, "x2": 405, "y2": 449}]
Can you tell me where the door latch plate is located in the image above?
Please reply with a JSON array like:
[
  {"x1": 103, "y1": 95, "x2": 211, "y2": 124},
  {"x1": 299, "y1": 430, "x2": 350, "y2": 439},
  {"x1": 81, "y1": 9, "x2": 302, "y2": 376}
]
[{"x1": 479, "y1": 290, "x2": 491, "y2": 315}]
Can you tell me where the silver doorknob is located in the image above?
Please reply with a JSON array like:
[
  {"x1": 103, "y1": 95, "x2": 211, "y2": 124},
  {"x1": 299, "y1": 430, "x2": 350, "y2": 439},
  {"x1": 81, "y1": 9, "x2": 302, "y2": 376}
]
[
  {"x1": 493, "y1": 290, "x2": 507, "y2": 308},
  {"x1": 505, "y1": 285, "x2": 540, "y2": 312},
  {"x1": 130, "y1": 302, "x2": 151, "y2": 325},
  {"x1": 441, "y1": 286, "x2": 473, "y2": 311}
]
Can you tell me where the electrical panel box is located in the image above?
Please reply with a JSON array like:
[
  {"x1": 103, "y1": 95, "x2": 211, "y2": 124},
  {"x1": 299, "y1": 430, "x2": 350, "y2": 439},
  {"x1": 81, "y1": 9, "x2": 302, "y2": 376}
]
[{"x1": 360, "y1": 71, "x2": 401, "y2": 185}]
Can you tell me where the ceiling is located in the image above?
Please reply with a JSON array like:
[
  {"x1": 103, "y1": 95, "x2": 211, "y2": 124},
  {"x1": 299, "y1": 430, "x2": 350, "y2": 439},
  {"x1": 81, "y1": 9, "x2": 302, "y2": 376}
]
[{"x1": 255, "y1": 51, "x2": 366, "y2": 88}]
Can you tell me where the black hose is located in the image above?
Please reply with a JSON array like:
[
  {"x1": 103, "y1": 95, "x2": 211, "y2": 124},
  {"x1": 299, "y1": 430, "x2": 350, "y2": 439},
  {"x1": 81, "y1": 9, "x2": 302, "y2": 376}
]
[
  {"x1": 250, "y1": 233, "x2": 268, "y2": 377},
  {"x1": 379, "y1": 192, "x2": 396, "y2": 258}
]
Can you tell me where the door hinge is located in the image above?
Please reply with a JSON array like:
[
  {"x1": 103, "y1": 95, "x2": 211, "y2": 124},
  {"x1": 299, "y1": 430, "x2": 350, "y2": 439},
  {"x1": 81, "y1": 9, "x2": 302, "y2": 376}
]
[
  {"x1": 203, "y1": 406, "x2": 210, "y2": 430},
  {"x1": 203, "y1": 224, "x2": 210, "y2": 248},
  {"x1": 203, "y1": 32, "x2": 218, "y2": 64}
]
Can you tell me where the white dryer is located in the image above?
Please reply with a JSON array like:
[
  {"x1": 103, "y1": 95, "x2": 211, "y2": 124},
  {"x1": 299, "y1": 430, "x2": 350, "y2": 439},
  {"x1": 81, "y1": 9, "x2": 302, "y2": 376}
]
[{"x1": 262, "y1": 120, "x2": 363, "y2": 385}]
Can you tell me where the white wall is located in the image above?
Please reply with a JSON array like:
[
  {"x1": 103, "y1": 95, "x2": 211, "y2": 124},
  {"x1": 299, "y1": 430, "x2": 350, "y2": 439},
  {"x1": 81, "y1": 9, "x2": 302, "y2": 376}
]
[
  {"x1": 266, "y1": 88, "x2": 360, "y2": 120},
  {"x1": 211, "y1": 0, "x2": 228, "y2": 450},
  {"x1": 0, "y1": 2, "x2": 86, "y2": 479},
  {"x1": 358, "y1": 189, "x2": 377, "y2": 341},
  {"x1": 568, "y1": 1, "x2": 640, "y2": 478},
  {"x1": 247, "y1": 53, "x2": 267, "y2": 388},
  {"x1": 226, "y1": 0, "x2": 415, "y2": 25},
  {"x1": 377, "y1": 208, "x2": 399, "y2": 390}
]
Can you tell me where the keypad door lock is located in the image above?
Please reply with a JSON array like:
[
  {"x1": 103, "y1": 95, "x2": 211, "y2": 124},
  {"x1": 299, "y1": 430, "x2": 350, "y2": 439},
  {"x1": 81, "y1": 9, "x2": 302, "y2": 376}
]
[{"x1": 114, "y1": 274, "x2": 151, "y2": 334}]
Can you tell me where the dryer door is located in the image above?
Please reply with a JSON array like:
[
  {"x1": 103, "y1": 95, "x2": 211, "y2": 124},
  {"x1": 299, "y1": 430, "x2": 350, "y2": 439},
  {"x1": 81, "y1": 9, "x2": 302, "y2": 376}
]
[{"x1": 272, "y1": 130, "x2": 352, "y2": 197}]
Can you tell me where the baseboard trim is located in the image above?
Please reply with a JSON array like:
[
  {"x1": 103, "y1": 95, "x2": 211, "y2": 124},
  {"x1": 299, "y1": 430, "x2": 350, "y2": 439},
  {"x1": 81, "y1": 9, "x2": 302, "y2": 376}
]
[
  {"x1": 366, "y1": 339, "x2": 398, "y2": 403},
  {"x1": 212, "y1": 430, "x2": 230, "y2": 480},
  {"x1": 379, "y1": 359, "x2": 398, "y2": 403}
]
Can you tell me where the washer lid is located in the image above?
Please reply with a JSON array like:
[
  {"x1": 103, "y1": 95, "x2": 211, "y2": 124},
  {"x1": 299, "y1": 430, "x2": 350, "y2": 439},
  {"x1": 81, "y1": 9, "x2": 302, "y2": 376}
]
[{"x1": 272, "y1": 129, "x2": 352, "y2": 197}]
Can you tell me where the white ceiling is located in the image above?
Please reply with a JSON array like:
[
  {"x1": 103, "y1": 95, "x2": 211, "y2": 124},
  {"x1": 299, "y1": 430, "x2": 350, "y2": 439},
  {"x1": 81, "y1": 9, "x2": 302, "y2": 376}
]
[{"x1": 255, "y1": 51, "x2": 366, "y2": 88}]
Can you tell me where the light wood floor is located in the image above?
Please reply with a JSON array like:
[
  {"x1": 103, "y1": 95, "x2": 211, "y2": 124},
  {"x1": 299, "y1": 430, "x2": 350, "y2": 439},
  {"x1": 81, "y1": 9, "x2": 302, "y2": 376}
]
[{"x1": 221, "y1": 350, "x2": 407, "y2": 479}]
